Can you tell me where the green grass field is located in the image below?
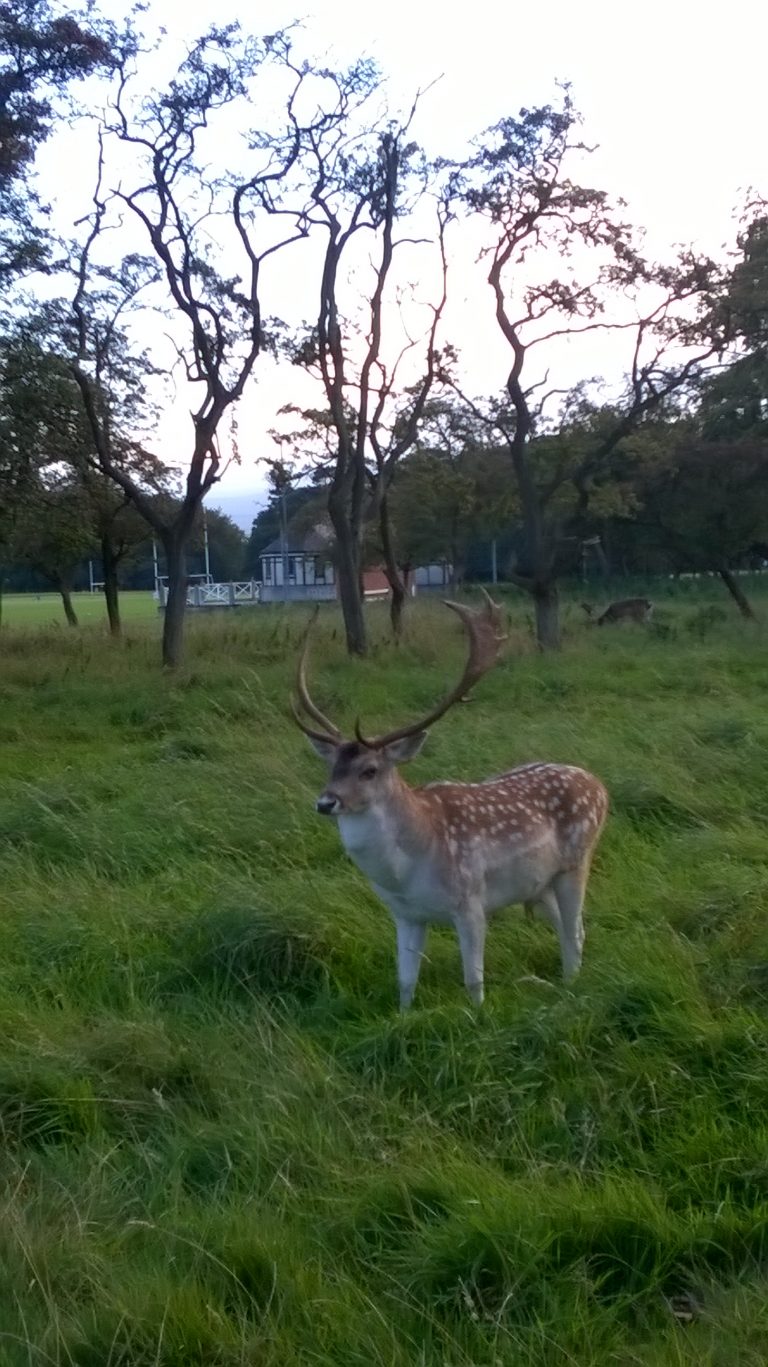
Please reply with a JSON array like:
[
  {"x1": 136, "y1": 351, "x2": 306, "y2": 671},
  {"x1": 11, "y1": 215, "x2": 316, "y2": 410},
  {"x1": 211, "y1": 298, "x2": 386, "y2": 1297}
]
[
  {"x1": 0, "y1": 586, "x2": 767, "y2": 1364},
  {"x1": 2, "y1": 589, "x2": 158, "y2": 627}
]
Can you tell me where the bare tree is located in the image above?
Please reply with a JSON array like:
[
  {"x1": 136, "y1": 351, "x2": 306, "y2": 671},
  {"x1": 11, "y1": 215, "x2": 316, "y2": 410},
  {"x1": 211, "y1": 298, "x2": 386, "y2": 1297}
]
[
  {"x1": 279, "y1": 81, "x2": 449, "y2": 652},
  {"x1": 71, "y1": 24, "x2": 343, "y2": 667},
  {"x1": 367, "y1": 207, "x2": 450, "y2": 637}
]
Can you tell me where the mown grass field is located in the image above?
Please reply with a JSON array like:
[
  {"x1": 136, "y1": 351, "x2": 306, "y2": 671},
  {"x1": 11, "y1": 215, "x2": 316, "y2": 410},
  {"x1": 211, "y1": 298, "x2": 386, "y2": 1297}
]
[
  {"x1": 1, "y1": 589, "x2": 157, "y2": 627},
  {"x1": 0, "y1": 585, "x2": 767, "y2": 1364}
]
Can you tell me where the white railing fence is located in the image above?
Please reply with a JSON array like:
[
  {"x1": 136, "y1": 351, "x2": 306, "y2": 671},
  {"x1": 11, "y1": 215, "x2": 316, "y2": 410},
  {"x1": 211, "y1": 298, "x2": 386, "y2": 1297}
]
[{"x1": 154, "y1": 580, "x2": 261, "y2": 609}]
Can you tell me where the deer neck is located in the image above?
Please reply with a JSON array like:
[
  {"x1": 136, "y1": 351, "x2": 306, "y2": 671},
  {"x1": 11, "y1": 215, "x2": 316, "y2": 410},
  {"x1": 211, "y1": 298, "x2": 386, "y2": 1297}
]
[{"x1": 336, "y1": 774, "x2": 435, "y2": 893}]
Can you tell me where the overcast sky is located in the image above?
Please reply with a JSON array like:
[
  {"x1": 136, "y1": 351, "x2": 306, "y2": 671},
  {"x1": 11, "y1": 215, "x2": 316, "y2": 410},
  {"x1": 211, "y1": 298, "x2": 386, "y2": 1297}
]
[{"x1": 36, "y1": 0, "x2": 768, "y2": 526}]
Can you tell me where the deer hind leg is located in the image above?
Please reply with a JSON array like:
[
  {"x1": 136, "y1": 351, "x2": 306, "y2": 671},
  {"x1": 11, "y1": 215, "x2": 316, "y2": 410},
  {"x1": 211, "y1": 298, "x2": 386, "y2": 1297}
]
[
  {"x1": 515, "y1": 888, "x2": 563, "y2": 988},
  {"x1": 526, "y1": 888, "x2": 561, "y2": 930},
  {"x1": 455, "y1": 905, "x2": 487, "y2": 1007},
  {"x1": 395, "y1": 919, "x2": 428, "y2": 1011},
  {"x1": 552, "y1": 863, "x2": 589, "y2": 980}
]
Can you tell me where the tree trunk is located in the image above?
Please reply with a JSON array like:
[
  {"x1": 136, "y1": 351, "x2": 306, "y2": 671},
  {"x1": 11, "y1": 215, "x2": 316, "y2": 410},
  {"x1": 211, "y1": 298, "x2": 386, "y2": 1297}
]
[
  {"x1": 718, "y1": 567, "x2": 757, "y2": 620},
  {"x1": 161, "y1": 533, "x2": 189, "y2": 668},
  {"x1": 594, "y1": 540, "x2": 610, "y2": 577},
  {"x1": 532, "y1": 579, "x2": 560, "y2": 650},
  {"x1": 328, "y1": 494, "x2": 367, "y2": 656},
  {"x1": 449, "y1": 560, "x2": 466, "y2": 591},
  {"x1": 507, "y1": 413, "x2": 561, "y2": 651},
  {"x1": 389, "y1": 578, "x2": 407, "y2": 639},
  {"x1": 101, "y1": 535, "x2": 121, "y2": 638},
  {"x1": 58, "y1": 577, "x2": 78, "y2": 627},
  {"x1": 336, "y1": 542, "x2": 367, "y2": 656},
  {"x1": 378, "y1": 492, "x2": 407, "y2": 640}
]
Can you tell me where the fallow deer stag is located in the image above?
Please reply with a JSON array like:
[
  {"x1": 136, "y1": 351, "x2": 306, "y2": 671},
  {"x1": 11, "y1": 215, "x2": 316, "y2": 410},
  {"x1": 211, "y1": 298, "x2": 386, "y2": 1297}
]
[
  {"x1": 582, "y1": 597, "x2": 653, "y2": 626},
  {"x1": 292, "y1": 593, "x2": 609, "y2": 1008}
]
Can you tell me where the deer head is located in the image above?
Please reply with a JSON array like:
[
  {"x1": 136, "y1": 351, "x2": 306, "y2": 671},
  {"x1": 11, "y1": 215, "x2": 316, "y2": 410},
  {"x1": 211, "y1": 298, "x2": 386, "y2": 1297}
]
[{"x1": 291, "y1": 591, "x2": 507, "y2": 817}]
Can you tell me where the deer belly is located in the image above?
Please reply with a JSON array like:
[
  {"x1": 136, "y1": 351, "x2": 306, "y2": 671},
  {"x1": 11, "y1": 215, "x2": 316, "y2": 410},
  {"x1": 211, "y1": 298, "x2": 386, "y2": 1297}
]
[
  {"x1": 482, "y1": 846, "x2": 558, "y2": 912},
  {"x1": 399, "y1": 864, "x2": 458, "y2": 922}
]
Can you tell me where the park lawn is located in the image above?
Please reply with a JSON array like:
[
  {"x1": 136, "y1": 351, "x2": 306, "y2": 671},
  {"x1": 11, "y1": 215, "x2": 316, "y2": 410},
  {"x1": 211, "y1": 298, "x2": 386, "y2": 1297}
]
[
  {"x1": 0, "y1": 587, "x2": 767, "y2": 1364},
  {"x1": 2, "y1": 589, "x2": 159, "y2": 628}
]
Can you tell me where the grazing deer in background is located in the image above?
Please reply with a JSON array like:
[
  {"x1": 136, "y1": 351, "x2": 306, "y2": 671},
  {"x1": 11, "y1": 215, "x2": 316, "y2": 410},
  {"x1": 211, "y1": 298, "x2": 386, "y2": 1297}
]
[
  {"x1": 582, "y1": 597, "x2": 653, "y2": 626},
  {"x1": 291, "y1": 593, "x2": 609, "y2": 1009}
]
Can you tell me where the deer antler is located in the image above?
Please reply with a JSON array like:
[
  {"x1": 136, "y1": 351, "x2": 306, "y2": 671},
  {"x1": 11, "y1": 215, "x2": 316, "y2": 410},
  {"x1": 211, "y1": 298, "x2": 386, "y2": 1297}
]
[
  {"x1": 290, "y1": 606, "x2": 343, "y2": 744},
  {"x1": 355, "y1": 588, "x2": 507, "y2": 749}
]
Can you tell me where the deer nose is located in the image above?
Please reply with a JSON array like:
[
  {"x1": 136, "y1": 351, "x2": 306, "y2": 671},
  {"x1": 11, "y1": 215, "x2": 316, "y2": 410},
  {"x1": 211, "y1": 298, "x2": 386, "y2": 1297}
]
[{"x1": 316, "y1": 794, "x2": 340, "y2": 816}]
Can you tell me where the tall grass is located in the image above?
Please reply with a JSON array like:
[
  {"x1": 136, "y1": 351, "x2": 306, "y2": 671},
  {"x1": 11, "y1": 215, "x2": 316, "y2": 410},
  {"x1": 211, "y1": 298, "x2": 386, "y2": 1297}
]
[{"x1": 0, "y1": 587, "x2": 766, "y2": 1363}]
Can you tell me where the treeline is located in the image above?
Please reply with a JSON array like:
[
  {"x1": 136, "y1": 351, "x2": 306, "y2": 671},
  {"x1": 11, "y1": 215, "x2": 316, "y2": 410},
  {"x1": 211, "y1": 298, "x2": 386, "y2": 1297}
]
[
  {"x1": 248, "y1": 368, "x2": 768, "y2": 618},
  {"x1": 1, "y1": 2, "x2": 766, "y2": 664}
]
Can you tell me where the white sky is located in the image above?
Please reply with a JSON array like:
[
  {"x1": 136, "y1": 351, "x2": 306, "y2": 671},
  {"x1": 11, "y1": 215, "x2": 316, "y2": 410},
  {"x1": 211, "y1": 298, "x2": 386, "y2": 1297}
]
[{"x1": 33, "y1": 0, "x2": 768, "y2": 522}]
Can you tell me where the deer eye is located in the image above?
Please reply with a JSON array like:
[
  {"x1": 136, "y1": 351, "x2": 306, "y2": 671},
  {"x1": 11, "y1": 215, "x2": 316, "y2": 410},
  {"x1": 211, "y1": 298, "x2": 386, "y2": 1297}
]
[{"x1": 360, "y1": 766, "x2": 378, "y2": 780}]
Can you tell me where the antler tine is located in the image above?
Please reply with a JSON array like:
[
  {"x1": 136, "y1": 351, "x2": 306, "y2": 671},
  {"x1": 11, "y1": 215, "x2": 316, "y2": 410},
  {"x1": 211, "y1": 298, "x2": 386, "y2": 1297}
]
[
  {"x1": 290, "y1": 695, "x2": 340, "y2": 745},
  {"x1": 290, "y1": 606, "x2": 343, "y2": 743},
  {"x1": 354, "y1": 717, "x2": 374, "y2": 747},
  {"x1": 359, "y1": 591, "x2": 507, "y2": 750}
]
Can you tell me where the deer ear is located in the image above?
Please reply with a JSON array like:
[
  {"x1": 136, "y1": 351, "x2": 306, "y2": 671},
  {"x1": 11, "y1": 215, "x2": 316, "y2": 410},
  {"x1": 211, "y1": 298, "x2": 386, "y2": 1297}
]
[
  {"x1": 381, "y1": 732, "x2": 428, "y2": 764},
  {"x1": 306, "y1": 736, "x2": 338, "y2": 762}
]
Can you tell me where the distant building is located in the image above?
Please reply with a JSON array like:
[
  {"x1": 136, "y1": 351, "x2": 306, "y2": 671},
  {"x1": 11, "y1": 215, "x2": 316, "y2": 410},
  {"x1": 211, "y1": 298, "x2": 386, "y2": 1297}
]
[
  {"x1": 259, "y1": 529, "x2": 451, "y2": 603},
  {"x1": 413, "y1": 562, "x2": 452, "y2": 590},
  {"x1": 259, "y1": 529, "x2": 337, "y2": 602}
]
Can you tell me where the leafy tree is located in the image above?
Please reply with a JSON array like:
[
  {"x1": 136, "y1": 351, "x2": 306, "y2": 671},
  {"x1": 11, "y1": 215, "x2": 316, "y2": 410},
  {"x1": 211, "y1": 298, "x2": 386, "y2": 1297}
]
[
  {"x1": 0, "y1": 318, "x2": 172, "y2": 633},
  {"x1": 610, "y1": 211, "x2": 768, "y2": 612},
  {"x1": 451, "y1": 89, "x2": 729, "y2": 648},
  {"x1": 390, "y1": 400, "x2": 515, "y2": 581},
  {"x1": 389, "y1": 452, "x2": 476, "y2": 581},
  {"x1": 80, "y1": 453, "x2": 171, "y2": 637},
  {"x1": 0, "y1": 0, "x2": 111, "y2": 279},
  {"x1": 698, "y1": 354, "x2": 768, "y2": 442},
  {"x1": 190, "y1": 507, "x2": 246, "y2": 583},
  {"x1": 0, "y1": 323, "x2": 110, "y2": 617},
  {"x1": 12, "y1": 468, "x2": 96, "y2": 622},
  {"x1": 727, "y1": 213, "x2": 768, "y2": 350},
  {"x1": 632, "y1": 438, "x2": 768, "y2": 617},
  {"x1": 0, "y1": 325, "x2": 54, "y2": 586},
  {"x1": 696, "y1": 214, "x2": 768, "y2": 440},
  {"x1": 244, "y1": 484, "x2": 321, "y2": 576}
]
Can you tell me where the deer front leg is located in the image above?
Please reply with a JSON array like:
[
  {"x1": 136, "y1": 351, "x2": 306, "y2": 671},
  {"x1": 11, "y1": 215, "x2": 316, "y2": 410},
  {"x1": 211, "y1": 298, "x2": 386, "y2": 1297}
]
[
  {"x1": 394, "y1": 918, "x2": 428, "y2": 1011},
  {"x1": 455, "y1": 905, "x2": 487, "y2": 1007}
]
